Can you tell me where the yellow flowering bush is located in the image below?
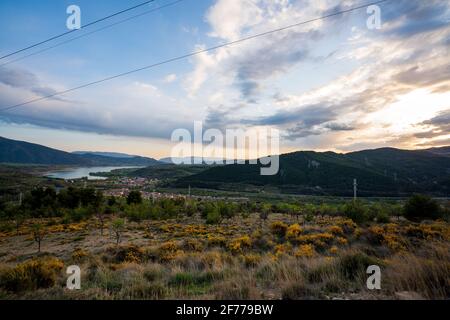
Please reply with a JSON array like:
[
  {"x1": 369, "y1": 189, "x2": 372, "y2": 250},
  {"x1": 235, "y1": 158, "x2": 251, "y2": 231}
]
[
  {"x1": 0, "y1": 257, "x2": 64, "y2": 292},
  {"x1": 183, "y1": 239, "x2": 204, "y2": 252},
  {"x1": 242, "y1": 254, "x2": 261, "y2": 267},
  {"x1": 228, "y1": 236, "x2": 252, "y2": 253},
  {"x1": 294, "y1": 244, "x2": 315, "y2": 258},
  {"x1": 274, "y1": 243, "x2": 292, "y2": 258},
  {"x1": 270, "y1": 221, "x2": 288, "y2": 238},
  {"x1": 207, "y1": 235, "x2": 227, "y2": 247},
  {"x1": 72, "y1": 248, "x2": 89, "y2": 261},
  {"x1": 328, "y1": 225, "x2": 344, "y2": 235},
  {"x1": 158, "y1": 241, "x2": 182, "y2": 262},
  {"x1": 329, "y1": 246, "x2": 338, "y2": 255},
  {"x1": 286, "y1": 223, "x2": 303, "y2": 241}
]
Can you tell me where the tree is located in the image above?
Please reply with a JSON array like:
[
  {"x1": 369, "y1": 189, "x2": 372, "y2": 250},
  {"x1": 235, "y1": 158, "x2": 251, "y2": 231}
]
[
  {"x1": 404, "y1": 194, "x2": 441, "y2": 221},
  {"x1": 259, "y1": 204, "x2": 271, "y2": 226},
  {"x1": 15, "y1": 214, "x2": 25, "y2": 236},
  {"x1": 32, "y1": 224, "x2": 46, "y2": 253},
  {"x1": 342, "y1": 200, "x2": 368, "y2": 224},
  {"x1": 112, "y1": 218, "x2": 125, "y2": 245},
  {"x1": 96, "y1": 208, "x2": 106, "y2": 236},
  {"x1": 127, "y1": 191, "x2": 142, "y2": 205},
  {"x1": 185, "y1": 200, "x2": 197, "y2": 217},
  {"x1": 107, "y1": 196, "x2": 116, "y2": 207},
  {"x1": 206, "y1": 207, "x2": 221, "y2": 224}
]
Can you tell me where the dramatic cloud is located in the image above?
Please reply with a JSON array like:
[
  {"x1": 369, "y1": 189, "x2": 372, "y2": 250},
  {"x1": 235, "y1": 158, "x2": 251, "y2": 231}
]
[
  {"x1": 0, "y1": 67, "x2": 67, "y2": 102},
  {"x1": 1, "y1": 0, "x2": 449, "y2": 153}
]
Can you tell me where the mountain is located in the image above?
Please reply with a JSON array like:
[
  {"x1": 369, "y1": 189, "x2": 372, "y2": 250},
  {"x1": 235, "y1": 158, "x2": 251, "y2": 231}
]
[
  {"x1": 159, "y1": 157, "x2": 243, "y2": 164},
  {"x1": 0, "y1": 136, "x2": 88, "y2": 165},
  {"x1": 173, "y1": 147, "x2": 450, "y2": 196},
  {"x1": 78, "y1": 153, "x2": 160, "y2": 166},
  {"x1": 73, "y1": 151, "x2": 134, "y2": 158},
  {"x1": 425, "y1": 146, "x2": 450, "y2": 157},
  {"x1": 0, "y1": 137, "x2": 160, "y2": 166},
  {"x1": 132, "y1": 164, "x2": 212, "y2": 180}
]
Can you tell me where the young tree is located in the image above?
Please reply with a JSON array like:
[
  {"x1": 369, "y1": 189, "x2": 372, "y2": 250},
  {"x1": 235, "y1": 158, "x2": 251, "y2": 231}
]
[
  {"x1": 127, "y1": 191, "x2": 142, "y2": 205},
  {"x1": 15, "y1": 214, "x2": 25, "y2": 236},
  {"x1": 32, "y1": 224, "x2": 46, "y2": 253},
  {"x1": 404, "y1": 194, "x2": 441, "y2": 221},
  {"x1": 259, "y1": 204, "x2": 270, "y2": 226},
  {"x1": 96, "y1": 208, "x2": 106, "y2": 236},
  {"x1": 107, "y1": 196, "x2": 116, "y2": 207},
  {"x1": 112, "y1": 218, "x2": 125, "y2": 245}
]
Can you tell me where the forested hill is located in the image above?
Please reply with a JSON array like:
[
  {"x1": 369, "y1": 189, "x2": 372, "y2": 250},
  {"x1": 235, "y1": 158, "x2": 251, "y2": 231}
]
[{"x1": 173, "y1": 147, "x2": 450, "y2": 196}]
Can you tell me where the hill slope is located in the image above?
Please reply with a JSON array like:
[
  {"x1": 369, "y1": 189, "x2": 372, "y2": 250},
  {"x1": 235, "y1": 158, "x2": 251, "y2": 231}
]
[
  {"x1": 174, "y1": 148, "x2": 450, "y2": 196},
  {"x1": 0, "y1": 137, "x2": 88, "y2": 165},
  {"x1": 0, "y1": 137, "x2": 159, "y2": 166}
]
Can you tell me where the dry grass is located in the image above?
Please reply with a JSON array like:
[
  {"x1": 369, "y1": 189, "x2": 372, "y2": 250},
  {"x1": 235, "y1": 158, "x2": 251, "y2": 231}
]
[{"x1": 0, "y1": 213, "x2": 448, "y2": 300}]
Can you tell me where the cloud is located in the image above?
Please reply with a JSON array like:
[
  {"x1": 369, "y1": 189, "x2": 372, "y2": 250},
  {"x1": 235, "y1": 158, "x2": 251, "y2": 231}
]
[
  {"x1": 381, "y1": 0, "x2": 450, "y2": 38},
  {"x1": 414, "y1": 110, "x2": 450, "y2": 139},
  {"x1": 2, "y1": 0, "x2": 450, "y2": 152},
  {"x1": 163, "y1": 74, "x2": 177, "y2": 83},
  {"x1": 0, "y1": 67, "x2": 68, "y2": 102},
  {"x1": 0, "y1": 79, "x2": 195, "y2": 140}
]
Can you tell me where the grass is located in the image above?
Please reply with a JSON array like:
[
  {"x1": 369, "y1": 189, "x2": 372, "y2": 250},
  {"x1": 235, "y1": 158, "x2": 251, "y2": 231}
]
[{"x1": 0, "y1": 211, "x2": 449, "y2": 300}]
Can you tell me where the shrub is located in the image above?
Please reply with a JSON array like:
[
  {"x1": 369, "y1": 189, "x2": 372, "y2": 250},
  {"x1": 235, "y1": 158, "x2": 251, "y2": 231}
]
[
  {"x1": 294, "y1": 244, "x2": 315, "y2": 258},
  {"x1": 0, "y1": 257, "x2": 64, "y2": 292},
  {"x1": 342, "y1": 201, "x2": 368, "y2": 224},
  {"x1": 112, "y1": 218, "x2": 125, "y2": 245},
  {"x1": 106, "y1": 244, "x2": 145, "y2": 263},
  {"x1": 404, "y1": 194, "x2": 442, "y2": 221},
  {"x1": 259, "y1": 204, "x2": 271, "y2": 223},
  {"x1": 228, "y1": 236, "x2": 252, "y2": 253},
  {"x1": 242, "y1": 254, "x2": 261, "y2": 268},
  {"x1": 376, "y1": 210, "x2": 390, "y2": 223},
  {"x1": 337, "y1": 252, "x2": 381, "y2": 281},
  {"x1": 328, "y1": 225, "x2": 344, "y2": 235},
  {"x1": 286, "y1": 224, "x2": 303, "y2": 241},
  {"x1": 158, "y1": 241, "x2": 181, "y2": 262},
  {"x1": 270, "y1": 221, "x2": 288, "y2": 238},
  {"x1": 207, "y1": 235, "x2": 227, "y2": 247},
  {"x1": 329, "y1": 246, "x2": 338, "y2": 255},
  {"x1": 127, "y1": 191, "x2": 142, "y2": 205},
  {"x1": 182, "y1": 239, "x2": 204, "y2": 252},
  {"x1": 206, "y1": 207, "x2": 221, "y2": 225},
  {"x1": 72, "y1": 248, "x2": 89, "y2": 262},
  {"x1": 218, "y1": 202, "x2": 236, "y2": 219},
  {"x1": 125, "y1": 204, "x2": 149, "y2": 222}
]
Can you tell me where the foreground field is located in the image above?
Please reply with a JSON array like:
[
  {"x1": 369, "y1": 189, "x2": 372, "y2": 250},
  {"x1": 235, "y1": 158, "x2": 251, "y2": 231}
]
[{"x1": 0, "y1": 212, "x2": 448, "y2": 300}]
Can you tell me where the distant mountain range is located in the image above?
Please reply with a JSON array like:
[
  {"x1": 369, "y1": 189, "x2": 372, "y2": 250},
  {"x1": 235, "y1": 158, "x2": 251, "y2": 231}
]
[
  {"x1": 1, "y1": 136, "x2": 449, "y2": 196},
  {"x1": 73, "y1": 151, "x2": 135, "y2": 159},
  {"x1": 159, "y1": 156, "x2": 244, "y2": 164},
  {"x1": 173, "y1": 147, "x2": 450, "y2": 196},
  {"x1": 0, "y1": 137, "x2": 160, "y2": 166}
]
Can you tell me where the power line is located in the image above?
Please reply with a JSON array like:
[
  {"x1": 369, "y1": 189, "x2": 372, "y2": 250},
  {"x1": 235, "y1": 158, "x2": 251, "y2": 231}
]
[
  {"x1": 0, "y1": 0, "x2": 188, "y2": 68},
  {"x1": 0, "y1": 0, "x2": 390, "y2": 112},
  {"x1": 0, "y1": 0, "x2": 156, "y2": 61}
]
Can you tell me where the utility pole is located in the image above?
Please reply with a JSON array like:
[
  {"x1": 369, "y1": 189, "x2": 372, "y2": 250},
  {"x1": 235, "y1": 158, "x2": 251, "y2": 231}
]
[
  {"x1": 353, "y1": 179, "x2": 357, "y2": 200},
  {"x1": 188, "y1": 185, "x2": 191, "y2": 198},
  {"x1": 19, "y1": 192, "x2": 23, "y2": 206}
]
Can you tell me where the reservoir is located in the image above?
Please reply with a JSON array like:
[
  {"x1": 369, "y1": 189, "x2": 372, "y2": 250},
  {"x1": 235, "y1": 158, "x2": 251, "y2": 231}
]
[{"x1": 44, "y1": 166, "x2": 140, "y2": 180}]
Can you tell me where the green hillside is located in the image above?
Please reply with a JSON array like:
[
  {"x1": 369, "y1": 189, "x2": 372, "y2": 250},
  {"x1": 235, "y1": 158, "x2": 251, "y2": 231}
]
[{"x1": 173, "y1": 148, "x2": 450, "y2": 196}]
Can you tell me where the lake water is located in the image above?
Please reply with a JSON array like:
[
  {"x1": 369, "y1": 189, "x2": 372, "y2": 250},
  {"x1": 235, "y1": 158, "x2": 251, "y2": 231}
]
[{"x1": 44, "y1": 166, "x2": 140, "y2": 180}]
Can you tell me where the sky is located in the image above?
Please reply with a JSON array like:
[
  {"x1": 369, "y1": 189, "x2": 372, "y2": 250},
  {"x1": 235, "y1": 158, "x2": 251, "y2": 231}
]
[{"x1": 0, "y1": 0, "x2": 449, "y2": 159}]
